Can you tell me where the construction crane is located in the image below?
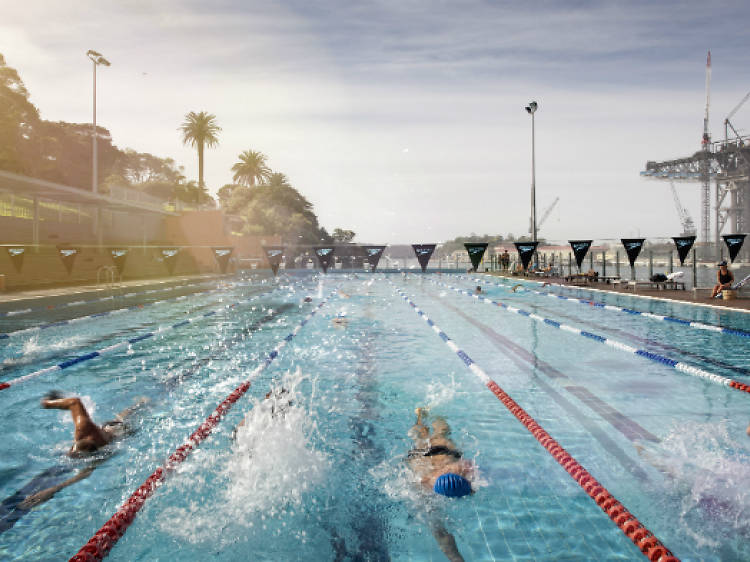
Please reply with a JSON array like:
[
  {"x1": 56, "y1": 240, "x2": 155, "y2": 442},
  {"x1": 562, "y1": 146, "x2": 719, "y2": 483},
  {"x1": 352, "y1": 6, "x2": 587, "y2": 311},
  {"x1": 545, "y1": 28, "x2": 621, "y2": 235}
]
[
  {"x1": 669, "y1": 182, "x2": 696, "y2": 237},
  {"x1": 724, "y1": 90, "x2": 750, "y2": 141},
  {"x1": 529, "y1": 196, "x2": 559, "y2": 235}
]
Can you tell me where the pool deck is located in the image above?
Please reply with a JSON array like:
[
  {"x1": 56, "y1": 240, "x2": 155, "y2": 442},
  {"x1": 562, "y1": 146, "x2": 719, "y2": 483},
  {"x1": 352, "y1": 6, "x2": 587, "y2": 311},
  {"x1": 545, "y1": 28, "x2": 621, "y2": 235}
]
[
  {"x1": 480, "y1": 272, "x2": 750, "y2": 312},
  {"x1": 0, "y1": 273, "x2": 230, "y2": 305}
]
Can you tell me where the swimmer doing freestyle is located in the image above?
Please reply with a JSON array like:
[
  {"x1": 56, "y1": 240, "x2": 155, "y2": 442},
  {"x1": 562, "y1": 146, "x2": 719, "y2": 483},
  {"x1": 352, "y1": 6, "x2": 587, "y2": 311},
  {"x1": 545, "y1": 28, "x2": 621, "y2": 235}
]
[{"x1": 407, "y1": 408, "x2": 474, "y2": 561}]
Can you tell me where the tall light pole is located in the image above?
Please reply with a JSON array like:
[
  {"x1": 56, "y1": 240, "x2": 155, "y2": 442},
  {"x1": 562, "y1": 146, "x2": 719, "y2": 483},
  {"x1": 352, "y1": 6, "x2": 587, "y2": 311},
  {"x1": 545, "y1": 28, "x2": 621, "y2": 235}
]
[
  {"x1": 86, "y1": 50, "x2": 110, "y2": 194},
  {"x1": 525, "y1": 101, "x2": 538, "y2": 243}
]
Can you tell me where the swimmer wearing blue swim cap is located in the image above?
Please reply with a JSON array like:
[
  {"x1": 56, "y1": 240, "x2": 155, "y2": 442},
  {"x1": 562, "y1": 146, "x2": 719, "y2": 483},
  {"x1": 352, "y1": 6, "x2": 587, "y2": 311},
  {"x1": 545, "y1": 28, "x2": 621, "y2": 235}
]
[{"x1": 406, "y1": 408, "x2": 473, "y2": 560}]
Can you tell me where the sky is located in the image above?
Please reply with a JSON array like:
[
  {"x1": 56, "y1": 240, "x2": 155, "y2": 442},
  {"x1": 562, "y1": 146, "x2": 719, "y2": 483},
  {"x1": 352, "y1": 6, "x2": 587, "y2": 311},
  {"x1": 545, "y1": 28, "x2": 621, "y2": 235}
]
[{"x1": 2, "y1": 0, "x2": 750, "y2": 244}]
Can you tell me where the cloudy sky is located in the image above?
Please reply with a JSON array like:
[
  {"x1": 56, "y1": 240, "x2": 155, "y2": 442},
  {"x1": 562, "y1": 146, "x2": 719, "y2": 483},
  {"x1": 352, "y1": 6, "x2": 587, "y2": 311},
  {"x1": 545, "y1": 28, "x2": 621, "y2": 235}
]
[{"x1": 2, "y1": 1, "x2": 749, "y2": 244}]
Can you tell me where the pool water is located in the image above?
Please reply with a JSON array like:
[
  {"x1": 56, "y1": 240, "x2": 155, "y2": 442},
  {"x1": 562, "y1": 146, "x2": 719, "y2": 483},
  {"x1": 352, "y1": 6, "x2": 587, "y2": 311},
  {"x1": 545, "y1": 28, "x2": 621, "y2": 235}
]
[{"x1": 1, "y1": 273, "x2": 749, "y2": 561}]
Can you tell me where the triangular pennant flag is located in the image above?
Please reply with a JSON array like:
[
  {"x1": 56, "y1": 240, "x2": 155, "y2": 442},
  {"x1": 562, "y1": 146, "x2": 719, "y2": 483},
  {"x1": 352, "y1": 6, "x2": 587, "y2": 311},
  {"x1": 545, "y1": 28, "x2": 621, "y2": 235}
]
[
  {"x1": 109, "y1": 248, "x2": 129, "y2": 275},
  {"x1": 514, "y1": 242, "x2": 538, "y2": 271},
  {"x1": 671, "y1": 236, "x2": 696, "y2": 265},
  {"x1": 362, "y1": 246, "x2": 386, "y2": 271},
  {"x1": 722, "y1": 234, "x2": 746, "y2": 263},
  {"x1": 314, "y1": 246, "x2": 336, "y2": 273},
  {"x1": 263, "y1": 245, "x2": 285, "y2": 276},
  {"x1": 621, "y1": 238, "x2": 645, "y2": 267},
  {"x1": 57, "y1": 246, "x2": 79, "y2": 274},
  {"x1": 6, "y1": 247, "x2": 25, "y2": 273},
  {"x1": 160, "y1": 248, "x2": 180, "y2": 275},
  {"x1": 464, "y1": 243, "x2": 488, "y2": 272},
  {"x1": 212, "y1": 247, "x2": 234, "y2": 274},
  {"x1": 568, "y1": 240, "x2": 592, "y2": 271},
  {"x1": 412, "y1": 244, "x2": 436, "y2": 272}
]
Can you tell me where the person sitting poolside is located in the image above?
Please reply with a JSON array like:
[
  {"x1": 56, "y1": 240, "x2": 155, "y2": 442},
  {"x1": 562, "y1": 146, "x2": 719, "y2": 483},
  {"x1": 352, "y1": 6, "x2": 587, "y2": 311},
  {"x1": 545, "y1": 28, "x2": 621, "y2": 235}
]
[
  {"x1": 41, "y1": 391, "x2": 147, "y2": 456},
  {"x1": 711, "y1": 261, "x2": 734, "y2": 298}
]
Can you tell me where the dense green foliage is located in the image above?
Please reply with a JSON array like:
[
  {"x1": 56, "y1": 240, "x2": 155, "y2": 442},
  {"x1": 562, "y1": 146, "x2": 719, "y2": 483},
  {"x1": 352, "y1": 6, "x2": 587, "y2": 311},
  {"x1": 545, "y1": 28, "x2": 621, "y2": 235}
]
[{"x1": 0, "y1": 54, "x2": 212, "y2": 206}]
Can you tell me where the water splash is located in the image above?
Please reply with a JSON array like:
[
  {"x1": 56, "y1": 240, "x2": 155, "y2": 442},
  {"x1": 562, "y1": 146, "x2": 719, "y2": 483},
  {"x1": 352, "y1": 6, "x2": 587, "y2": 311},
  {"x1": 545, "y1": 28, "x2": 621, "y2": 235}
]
[{"x1": 157, "y1": 368, "x2": 329, "y2": 544}]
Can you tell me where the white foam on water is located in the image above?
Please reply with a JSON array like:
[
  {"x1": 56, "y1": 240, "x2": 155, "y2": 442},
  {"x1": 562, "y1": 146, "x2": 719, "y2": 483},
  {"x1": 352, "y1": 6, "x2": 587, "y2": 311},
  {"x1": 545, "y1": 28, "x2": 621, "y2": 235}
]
[
  {"x1": 424, "y1": 373, "x2": 462, "y2": 409},
  {"x1": 643, "y1": 420, "x2": 750, "y2": 549},
  {"x1": 157, "y1": 368, "x2": 329, "y2": 544}
]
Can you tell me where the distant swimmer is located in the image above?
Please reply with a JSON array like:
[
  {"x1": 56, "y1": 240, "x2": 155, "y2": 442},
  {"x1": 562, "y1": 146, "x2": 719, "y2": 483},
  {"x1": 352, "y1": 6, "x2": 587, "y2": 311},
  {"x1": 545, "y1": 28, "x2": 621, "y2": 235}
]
[
  {"x1": 474, "y1": 286, "x2": 482, "y2": 294},
  {"x1": 511, "y1": 284, "x2": 522, "y2": 292},
  {"x1": 407, "y1": 408, "x2": 474, "y2": 561},
  {"x1": 338, "y1": 290, "x2": 351, "y2": 299},
  {"x1": 41, "y1": 391, "x2": 147, "y2": 456},
  {"x1": 332, "y1": 311, "x2": 349, "y2": 328},
  {"x1": 303, "y1": 296, "x2": 313, "y2": 303}
]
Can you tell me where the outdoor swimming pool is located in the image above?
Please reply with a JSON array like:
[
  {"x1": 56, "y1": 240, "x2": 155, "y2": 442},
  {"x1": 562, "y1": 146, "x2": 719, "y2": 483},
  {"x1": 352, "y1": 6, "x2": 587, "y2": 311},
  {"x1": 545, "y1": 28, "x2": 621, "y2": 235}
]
[{"x1": 1, "y1": 272, "x2": 749, "y2": 561}]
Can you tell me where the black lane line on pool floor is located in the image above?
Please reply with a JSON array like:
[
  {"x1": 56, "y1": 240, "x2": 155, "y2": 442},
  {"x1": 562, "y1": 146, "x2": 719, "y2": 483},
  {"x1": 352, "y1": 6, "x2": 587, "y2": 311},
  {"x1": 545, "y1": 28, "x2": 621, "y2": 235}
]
[
  {"x1": 431, "y1": 294, "x2": 652, "y2": 482},
  {"x1": 455, "y1": 277, "x2": 750, "y2": 378}
]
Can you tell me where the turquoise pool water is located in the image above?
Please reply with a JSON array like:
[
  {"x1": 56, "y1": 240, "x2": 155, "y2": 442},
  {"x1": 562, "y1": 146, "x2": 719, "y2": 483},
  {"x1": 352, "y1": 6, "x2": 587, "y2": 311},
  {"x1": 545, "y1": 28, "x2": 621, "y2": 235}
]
[{"x1": 1, "y1": 273, "x2": 749, "y2": 561}]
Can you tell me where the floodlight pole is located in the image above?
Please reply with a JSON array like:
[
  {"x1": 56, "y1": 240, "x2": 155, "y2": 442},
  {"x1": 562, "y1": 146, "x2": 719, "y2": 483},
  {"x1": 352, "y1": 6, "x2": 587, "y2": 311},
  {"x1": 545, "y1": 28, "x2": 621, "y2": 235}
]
[
  {"x1": 87, "y1": 50, "x2": 110, "y2": 194},
  {"x1": 526, "y1": 101, "x2": 538, "y2": 245}
]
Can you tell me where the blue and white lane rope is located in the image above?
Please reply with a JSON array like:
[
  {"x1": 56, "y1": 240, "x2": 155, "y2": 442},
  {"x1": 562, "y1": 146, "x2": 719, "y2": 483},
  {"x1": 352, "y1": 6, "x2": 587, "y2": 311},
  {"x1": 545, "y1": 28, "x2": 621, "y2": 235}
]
[
  {"x1": 392, "y1": 285, "x2": 676, "y2": 561},
  {"x1": 432, "y1": 279, "x2": 750, "y2": 396},
  {"x1": 0, "y1": 286, "x2": 281, "y2": 391},
  {"x1": 0, "y1": 286, "x2": 229, "y2": 340},
  {"x1": 469, "y1": 276, "x2": 750, "y2": 339},
  {"x1": 72, "y1": 290, "x2": 338, "y2": 562}
]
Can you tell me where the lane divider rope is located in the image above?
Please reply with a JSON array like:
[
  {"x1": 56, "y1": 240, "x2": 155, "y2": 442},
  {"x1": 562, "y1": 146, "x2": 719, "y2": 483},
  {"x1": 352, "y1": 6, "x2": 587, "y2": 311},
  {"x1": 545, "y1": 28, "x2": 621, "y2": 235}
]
[
  {"x1": 432, "y1": 278, "x2": 750, "y2": 396},
  {"x1": 69, "y1": 290, "x2": 337, "y2": 562},
  {"x1": 469, "y1": 275, "x2": 750, "y2": 339},
  {"x1": 393, "y1": 285, "x2": 678, "y2": 562},
  {"x1": 0, "y1": 286, "x2": 281, "y2": 392}
]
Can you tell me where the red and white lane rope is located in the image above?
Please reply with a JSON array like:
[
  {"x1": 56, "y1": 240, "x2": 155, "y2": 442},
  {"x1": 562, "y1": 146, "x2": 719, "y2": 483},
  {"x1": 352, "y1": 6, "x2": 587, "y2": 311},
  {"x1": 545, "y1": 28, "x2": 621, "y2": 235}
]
[
  {"x1": 69, "y1": 290, "x2": 337, "y2": 562},
  {"x1": 394, "y1": 285, "x2": 678, "y2": 562}
]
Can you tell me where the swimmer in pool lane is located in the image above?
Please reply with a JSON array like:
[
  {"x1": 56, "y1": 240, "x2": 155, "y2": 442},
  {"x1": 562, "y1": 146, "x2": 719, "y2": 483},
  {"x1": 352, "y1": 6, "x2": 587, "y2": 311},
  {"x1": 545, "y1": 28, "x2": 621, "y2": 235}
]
[
  {"x1": 407, "y1": 408, "x2": 473, "y2": 562},
  {"x1": 474, "y1": 286, "x2": 482, "y2": 294},
  {"x1": 41, "y1": 391, "x2": 147, "y2": 456},
  {"x1": 407, "y1": 409, "x2": 473, "y2": 497}
]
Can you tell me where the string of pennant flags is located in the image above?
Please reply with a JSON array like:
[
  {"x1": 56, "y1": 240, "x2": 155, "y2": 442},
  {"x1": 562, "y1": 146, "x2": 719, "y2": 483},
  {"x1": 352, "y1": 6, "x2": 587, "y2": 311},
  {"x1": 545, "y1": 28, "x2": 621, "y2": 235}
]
[
  {"x1": 3, "y1": 246, "x2": 237, "y2": 275},
  {"x1": 258, "y1": 233, "x2": 746, "y2": 275}
]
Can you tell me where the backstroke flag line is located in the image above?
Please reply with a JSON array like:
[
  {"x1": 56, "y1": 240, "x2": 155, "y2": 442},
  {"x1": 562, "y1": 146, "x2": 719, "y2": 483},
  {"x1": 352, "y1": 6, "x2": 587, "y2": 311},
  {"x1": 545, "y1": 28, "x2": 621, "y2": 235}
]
[
  {"x1": 263, "y1": 246, "x2": 285, "y2": 276},
  {"x1": 109, "y1": 248, "x2": 128, "y2": 274},
  {"x1": 568, "y1": 240, "x2": 592, "y2": 271},
  {"x1": 412, "y1": 244, "x2": 436, "y2": 272},
  {"x1": 6, "y1": 247, "x2": 24, "y2": 273},
  {"x1": 363, "y1": 246, "x2": 386, "y2": 271},
  {"x1": 672, "y1": 236, "x2": 696, "y2": 265},
  {"x1": 212, "y1": 247, "x2": 234, "y2": 274},
  {"x1": 722, "y1": 234, "x2": 746, "y2": 263},
  {"x1": 514, "y1": 242, "x2": 538, "y2": 271},
  {"x1": 464, "y1": 243, "x2": 488, "y2": 271},
  {"x1": 314, "y1": 247, "x2": 335, "y2": 273},
  {"x1": 161, "y1": 248, "x2": 179, "y2": 275},
  {"x1": 57, "y1": 247, "x2": 79, "y2": 274}
]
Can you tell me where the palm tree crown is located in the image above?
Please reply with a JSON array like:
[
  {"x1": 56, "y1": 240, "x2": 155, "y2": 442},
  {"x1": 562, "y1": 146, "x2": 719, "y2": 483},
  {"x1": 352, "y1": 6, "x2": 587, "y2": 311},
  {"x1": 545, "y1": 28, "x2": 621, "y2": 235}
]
[
  {"x1": 232, "y1": 150, "x2": 271, "y2": 187},
  {"x1": 179, "y1": 111, "x2": 221, "y2": 189}
]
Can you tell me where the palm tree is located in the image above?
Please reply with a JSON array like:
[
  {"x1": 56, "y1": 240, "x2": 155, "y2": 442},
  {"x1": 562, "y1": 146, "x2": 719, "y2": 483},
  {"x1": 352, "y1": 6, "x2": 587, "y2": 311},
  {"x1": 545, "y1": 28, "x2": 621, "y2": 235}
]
[
  {"x1": 179, "y1": 111, "x2": 221, "y2": 190},
  {"x1": 232, "y1": 150, "x2": 271, "y2": 187}
]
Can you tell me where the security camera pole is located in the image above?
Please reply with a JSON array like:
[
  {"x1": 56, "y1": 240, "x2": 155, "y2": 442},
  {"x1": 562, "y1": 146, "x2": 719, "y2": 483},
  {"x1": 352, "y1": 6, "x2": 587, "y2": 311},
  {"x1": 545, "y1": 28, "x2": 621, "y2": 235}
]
[{"x1": 525, "y1": 101, "x2": 538, "y2": 246}]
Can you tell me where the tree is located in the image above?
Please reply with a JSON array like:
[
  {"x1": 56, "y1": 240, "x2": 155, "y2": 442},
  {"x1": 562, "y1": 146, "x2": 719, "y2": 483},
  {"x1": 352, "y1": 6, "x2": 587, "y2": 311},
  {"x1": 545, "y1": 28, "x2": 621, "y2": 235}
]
[
  {"x1": 332, "y1": 228, "x2": 356, "y2": 243},
  {"x1": 179, "y1": 111, "x2": 221, "y2": 190},
  {"x1": 231, "y1": 150, "x2": 270, "y2": 187}
]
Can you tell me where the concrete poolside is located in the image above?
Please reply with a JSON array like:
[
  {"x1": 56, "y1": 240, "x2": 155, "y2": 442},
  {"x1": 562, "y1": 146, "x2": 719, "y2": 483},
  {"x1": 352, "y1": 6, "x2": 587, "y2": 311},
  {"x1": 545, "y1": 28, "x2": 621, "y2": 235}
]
[
  {"x1": 481, "y1": 271, "x2": 750, "y2": 312},
  {"x1": 0, "y1": 273, "x2": 231, "y2": 307}
]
